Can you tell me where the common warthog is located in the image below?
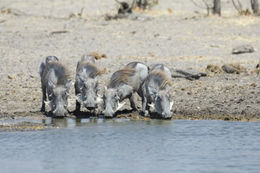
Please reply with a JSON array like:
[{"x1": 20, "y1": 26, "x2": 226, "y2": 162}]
[
  {"x1": 139, "y1": 69, "x2": 173, "y2": 119},
  {"x1": 74, "y1": 55, "x2": 101, "y2": 112},
  {"x1": 40, "y1": 57, "x2": 72, "y2": 117},
  {"x1": 103, "y1": 62, "x2": 148, "y2": 118}
]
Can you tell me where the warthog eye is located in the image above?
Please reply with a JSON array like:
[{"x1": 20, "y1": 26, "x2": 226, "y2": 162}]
[
  {"x1": 63, "y1": 92, "x2": 69, "y2": 99},
  {"x1": 155, "y1": 95, "x2": 161, "y2": 101}
]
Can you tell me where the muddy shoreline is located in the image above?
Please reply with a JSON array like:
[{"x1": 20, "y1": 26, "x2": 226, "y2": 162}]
[{"x1": 0, "y1": 0, "x2": 260, "y2": 130}]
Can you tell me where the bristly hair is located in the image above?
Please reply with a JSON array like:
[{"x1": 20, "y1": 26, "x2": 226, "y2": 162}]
[
  {"x1": 77, "y1": 61, "x2": 100, "y2": 78},
  {"x1": 126, "y1": 62, "x2": 140, "y2": 68},
  {"x1": 45, "y1": 61, "x2": 71, "y2": 85},
  {"x1": 149, "y1": 70, "x2": 172, "y2": 89},
  {"x1": 109, "y1": 67, "x2": 135, "y2": 88}
]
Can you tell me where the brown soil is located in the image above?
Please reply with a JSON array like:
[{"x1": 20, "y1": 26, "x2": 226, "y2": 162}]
[{"x1": 0, "y1": 0, "x2": 260, "y2": 130}]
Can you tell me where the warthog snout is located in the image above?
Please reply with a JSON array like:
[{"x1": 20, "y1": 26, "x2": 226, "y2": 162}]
[
  {"x1": 48, "y1": 81, "x2": 72, "y2": 117},
  {"x1": 85, "y1": 103, "x2": 97, "y2": 110},
  {"x1": 53, "y1": 106, "x2": 68, "y2": 117},
  {"x1": 83, "y1": 96, "x2": 97, "y2": 110},
  {"x1": 77, "y1": 93, "x2": 100, "y2": 110},
  {"x1": 103, "y1": 110, "x2": 114, "y2": 118},
  {"x1": 162, "y1": 111, "x2": 172, "y2": 119},
  {"x1": 103, "y1": 101, "x2": 114, "y2": 118}
]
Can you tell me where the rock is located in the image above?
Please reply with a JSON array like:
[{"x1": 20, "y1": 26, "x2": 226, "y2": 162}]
[
  {"x1": 250, "y1": 60, "x2": 260, "y2": 74},
  {"x1": 116, "y1": 1, "x2": 132, "y2": 15},
  {"x1": 206, "y1": 64, "x2": 223, "y2": 74},
  {"x1": 99, "y1": 68, "x2": 107, "y2": 75},
  {"x1": 89, "y1": 52, "x2": 107, "y2": 60},
  {"x1": 8, "y1": 74, "x2": 15, "y2": 80},
  {"x1": 50, "y1": 30, "x2": 69, "y2": 36},
  {"x1": 232, "y1": 45, "x2": 255, "y2": 54},
  {"x1": 171, "y1": 69, "x2": 207, "y2": 80},
  {"x1": 168, "y1": 8, "x2": 173, "y2": 14},
  {"x1": 221, "y1": 64, "x2": 247, "y2": 74},
  {"x1": 17, "y1": 73, "x2": 24, "y2": 77}
]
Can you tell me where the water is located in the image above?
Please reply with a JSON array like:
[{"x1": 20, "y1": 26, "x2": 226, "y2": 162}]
[{"x1": 0, "y1": 119, "x2": 259, "y2": 173}]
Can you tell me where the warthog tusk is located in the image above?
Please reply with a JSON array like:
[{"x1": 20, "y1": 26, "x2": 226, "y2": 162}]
[
  {"x1": 44, "y1": 101, "x2": 50, "y2": 107},
  {"x1": 96, "y1": 94, "x2": 103, "y2": 103},
  {"x1": 148, "y1": 103, "x2": 155, "y2": 109},
  {"x1": 148, "y1": 103, "x2": 155, "y2": 111},
  {"x1": 170, "y1": 101, "x2": 174, "y2": 110},
  {"x1": 117, "y1": 101, "x2": 126, "y2": 111}
]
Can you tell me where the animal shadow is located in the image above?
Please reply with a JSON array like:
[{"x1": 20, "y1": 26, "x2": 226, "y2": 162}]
[
  {"x1": 72, "y1": 110, "x2": 97, "y2": 118},
  {"x1": 149, "y1": 112, "x2": 172, "y2": 120}
]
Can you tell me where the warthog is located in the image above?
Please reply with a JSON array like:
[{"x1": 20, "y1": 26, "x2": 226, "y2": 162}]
[
  {"x1": 103, "y1": 62, "x2": 148, "y2": 118},
  {"x1": 139, "y1": 68, "x2": 173, "y2": 119},
  {"x1": 40, "y1": 57, "x2": 72, "y2": 117},
  {"x1": 74, "y1": 55, "x2": 101, "y2": 112}
]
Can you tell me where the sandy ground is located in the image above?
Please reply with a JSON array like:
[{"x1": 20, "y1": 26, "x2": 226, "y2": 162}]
[{"x1": 0, "y1": 0, "x2": 260, "y2": 127}]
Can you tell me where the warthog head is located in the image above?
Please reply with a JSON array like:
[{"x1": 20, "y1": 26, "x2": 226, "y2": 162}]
[
  {"x1": 149, "y1": 87, "x2": 173, "y2": 119},
  {"x1": 76, "y1": 75, "x2": 101, "y2": 110},
  {"x1": 102, "y1": 87, "x2": 125, "y2": 118},
  {"x1": 47, "y1": 80, "x2": 72, "y2": 117}
]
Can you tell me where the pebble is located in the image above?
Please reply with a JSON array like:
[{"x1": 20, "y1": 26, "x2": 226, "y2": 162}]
[{"x1": 8, "y1": 75, "x2": 15, "y2": 80}]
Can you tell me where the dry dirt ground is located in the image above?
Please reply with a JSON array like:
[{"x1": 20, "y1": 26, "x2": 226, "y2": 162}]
[{"x1": 0, "y1": 0, "x2": 260, "y2": 129}]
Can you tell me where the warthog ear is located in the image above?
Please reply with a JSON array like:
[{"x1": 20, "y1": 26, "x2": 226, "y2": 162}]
[
  {"x1": 115, "y1": 93, "x2": 120, "y2": 101},
  {"x1": 96, "y1": 94, "x2": 103, "y2": 103},
  {"x1": 170, "y1": 101, "x2": 174, "y2": 110},
  {"x1": 65, "y1": 80, "x2": 73, "y2": 90},
  {"x1": 76, "y1": 93, "x2": 83, "y2": 103},
  {"x1": 76, "y1": 74, "x2": 84, "y2": 83},
  {"x1": 39, "y1": 62, "x2": 45, "y2": 77},
  {"x1": 117, "y1": 101, "x2": 126, "y2": 111}
]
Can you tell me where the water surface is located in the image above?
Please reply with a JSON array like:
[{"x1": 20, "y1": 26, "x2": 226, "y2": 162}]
[{"x1": 0, "y1": 119, "x2": 259, "y2": 173}]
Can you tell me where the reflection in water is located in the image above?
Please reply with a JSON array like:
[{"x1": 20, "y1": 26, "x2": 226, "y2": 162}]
[
  {"x1": 0, "y1": 120, "x2": 259, "y2": 173},
  {"x1": 51, "y1": 118, "x2": 69, "y2": 127},
  {"x1": 46, "y1": 117, "x2": 104, "y2": 128},
  {"x1": 75, "y1": 118, "x2": 99, "y2": 126},
  {"x1": 145, "y1": 119, "x2": 172, "y2": 125}
]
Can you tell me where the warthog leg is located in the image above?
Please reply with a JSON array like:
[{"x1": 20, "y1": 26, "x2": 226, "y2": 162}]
[
  {"x1": 129, "y1": 94, "x2": 137, "y2": 111},
  {"x1": 141, "y1": 96, "x2": 149, "y2": 117},
  {"x1": 41, "y1": 85, "x2": 46, "y2": 112}
]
